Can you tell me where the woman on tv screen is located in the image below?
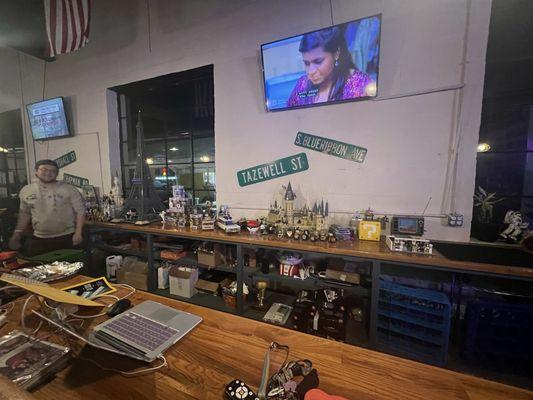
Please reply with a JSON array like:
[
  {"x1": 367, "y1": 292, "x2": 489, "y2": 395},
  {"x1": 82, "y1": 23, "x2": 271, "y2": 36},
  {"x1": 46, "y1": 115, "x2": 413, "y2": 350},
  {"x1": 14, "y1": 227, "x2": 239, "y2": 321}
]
[{"x1": 287, "y1": 25, "x2": 375, "y2": 107}]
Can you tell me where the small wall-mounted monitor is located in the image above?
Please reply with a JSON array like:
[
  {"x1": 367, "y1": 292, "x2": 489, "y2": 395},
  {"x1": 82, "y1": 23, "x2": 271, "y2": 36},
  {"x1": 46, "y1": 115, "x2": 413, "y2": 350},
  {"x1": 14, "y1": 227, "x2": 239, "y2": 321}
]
[
  {"x1": 26, "y1": 97, "x2": 71, "y2": 141},
  {"x1": 391, "y1": 216, "x2": 425, "y2": 237},
  {"x1": 261, "y1": 14, "x2": 381, "y2": 111}
]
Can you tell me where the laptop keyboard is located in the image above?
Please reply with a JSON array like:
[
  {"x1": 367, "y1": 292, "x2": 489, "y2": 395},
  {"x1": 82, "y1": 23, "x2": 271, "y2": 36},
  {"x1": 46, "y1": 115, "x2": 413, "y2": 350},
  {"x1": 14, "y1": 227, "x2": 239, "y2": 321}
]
[{"x1": 103, "y1": 312, "x2": 180, "y2": 351}]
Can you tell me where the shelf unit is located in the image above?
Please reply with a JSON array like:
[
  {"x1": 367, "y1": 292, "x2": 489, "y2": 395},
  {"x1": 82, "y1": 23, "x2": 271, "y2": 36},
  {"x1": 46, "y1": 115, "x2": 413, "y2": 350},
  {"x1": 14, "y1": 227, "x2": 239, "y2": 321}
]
[{"x1": 84, "y1": 222, "x2": 533, "y2": 380}]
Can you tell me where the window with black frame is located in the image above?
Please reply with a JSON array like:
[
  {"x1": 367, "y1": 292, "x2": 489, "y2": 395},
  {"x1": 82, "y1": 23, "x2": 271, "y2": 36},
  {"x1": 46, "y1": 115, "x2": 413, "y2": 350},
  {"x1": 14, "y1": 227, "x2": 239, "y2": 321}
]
[
  {"x1": 112, "y1": 65, "x2": 215, "y2": 207},
  {"x1": 0, "y1": 109, "x2": 27, "y2": 200},
  {"x1": 473, "y1": 0, "x2": 533, "y2": 242}
]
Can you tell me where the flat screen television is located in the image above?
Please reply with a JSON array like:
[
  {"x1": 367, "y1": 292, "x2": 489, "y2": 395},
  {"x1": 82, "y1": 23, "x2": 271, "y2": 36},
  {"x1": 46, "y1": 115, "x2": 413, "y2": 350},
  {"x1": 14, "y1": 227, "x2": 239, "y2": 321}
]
[
  {"x1": 26, "y1": 97, "x2": 71, "y2": 140},
  {"x1": 261, "y1": 14, "x2": 381, "y2": 111}
]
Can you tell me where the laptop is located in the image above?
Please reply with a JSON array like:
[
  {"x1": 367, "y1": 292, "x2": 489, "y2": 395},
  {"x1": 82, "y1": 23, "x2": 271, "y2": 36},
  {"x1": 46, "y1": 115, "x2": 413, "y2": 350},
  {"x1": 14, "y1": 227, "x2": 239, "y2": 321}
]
[{"x1": 89, "y1": 300, "x2": 202, "y2": 362}]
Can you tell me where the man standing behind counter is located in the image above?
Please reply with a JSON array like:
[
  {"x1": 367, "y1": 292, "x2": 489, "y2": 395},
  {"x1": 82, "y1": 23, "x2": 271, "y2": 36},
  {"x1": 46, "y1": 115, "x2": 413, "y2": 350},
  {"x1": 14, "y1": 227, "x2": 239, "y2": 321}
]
[{"x1": 8, "y1": 159, "x2": 85, "y2": 256}]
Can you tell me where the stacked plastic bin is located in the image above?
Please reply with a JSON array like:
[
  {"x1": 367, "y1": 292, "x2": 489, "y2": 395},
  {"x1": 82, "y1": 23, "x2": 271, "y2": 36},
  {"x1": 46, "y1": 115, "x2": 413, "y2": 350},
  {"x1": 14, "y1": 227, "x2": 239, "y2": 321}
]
[
  {"x1": 463, "y1": 299, "x2": 533, "y2": 369},
  {"x1": 377, "y1": 280, "x2": 451, "y2": 366}
]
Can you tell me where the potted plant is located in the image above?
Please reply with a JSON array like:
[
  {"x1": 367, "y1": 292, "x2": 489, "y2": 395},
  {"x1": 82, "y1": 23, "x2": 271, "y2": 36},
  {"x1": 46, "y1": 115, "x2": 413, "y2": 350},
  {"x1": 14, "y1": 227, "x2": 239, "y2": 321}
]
[{"x1": 472, "y1": 186, "x2": 503, "y2": 242}]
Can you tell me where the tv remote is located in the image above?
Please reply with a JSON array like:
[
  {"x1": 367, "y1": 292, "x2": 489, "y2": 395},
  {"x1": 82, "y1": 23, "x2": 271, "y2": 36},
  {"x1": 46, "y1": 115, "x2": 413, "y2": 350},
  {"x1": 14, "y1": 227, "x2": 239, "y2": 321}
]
[{"x1": 224, "y1": 379, "x2": 259, "y2": 400}]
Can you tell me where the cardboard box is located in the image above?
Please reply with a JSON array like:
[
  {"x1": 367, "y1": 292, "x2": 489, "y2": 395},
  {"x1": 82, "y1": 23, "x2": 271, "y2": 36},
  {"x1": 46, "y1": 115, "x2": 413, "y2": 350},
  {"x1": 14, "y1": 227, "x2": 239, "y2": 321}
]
[
  {"x1": 195, "y1": 277, "x2": 232, "y2": 295},
  {"x1": 325, "y1": 268, "x2": 360, "y2": 285},
  {"x1": 169, "y1": 266, "x2": 198, "y2": 298},
  {"x1": 116, "y1": 270, "x2": 148, "y2": 291},
  {"x1": 116, "y1": 257, "x2": 149, "y2": 290},
  {"x1": 197, "y1": 243, "x2": 222, "y2": 268}
]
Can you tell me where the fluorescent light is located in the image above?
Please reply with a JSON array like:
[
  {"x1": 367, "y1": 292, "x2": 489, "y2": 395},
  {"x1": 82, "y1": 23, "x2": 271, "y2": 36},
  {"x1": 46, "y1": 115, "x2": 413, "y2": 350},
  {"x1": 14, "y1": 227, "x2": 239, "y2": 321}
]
[
  {"x1": 200, "y1": 155, "x2": 210, "y2": 162},
  {"x1": 477, "y1": 143, "x2": 491, "y2": 152},
  {"x1": 146, "y1": 157, "x2": 154, "y2": 165},
  {"x1": 0, "y1": 147, "x2": 8, "y2": 153},
  {"x1": 169, "y1": 147, "x2": 179, "y2": 151}
]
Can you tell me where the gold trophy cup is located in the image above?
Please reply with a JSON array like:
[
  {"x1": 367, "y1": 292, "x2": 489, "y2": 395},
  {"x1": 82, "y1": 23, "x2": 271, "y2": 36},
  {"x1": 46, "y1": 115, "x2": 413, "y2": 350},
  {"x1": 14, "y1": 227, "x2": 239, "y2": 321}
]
[{"x1": 255, "y1": 281, "x2": 268, "y2": 310}]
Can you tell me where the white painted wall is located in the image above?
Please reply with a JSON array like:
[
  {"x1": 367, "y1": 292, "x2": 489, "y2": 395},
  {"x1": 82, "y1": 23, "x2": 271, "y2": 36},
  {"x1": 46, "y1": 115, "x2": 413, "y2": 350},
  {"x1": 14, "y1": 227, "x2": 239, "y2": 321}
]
[{"x1": 16, "y1": 0, "x2": 491, "y2": 242}]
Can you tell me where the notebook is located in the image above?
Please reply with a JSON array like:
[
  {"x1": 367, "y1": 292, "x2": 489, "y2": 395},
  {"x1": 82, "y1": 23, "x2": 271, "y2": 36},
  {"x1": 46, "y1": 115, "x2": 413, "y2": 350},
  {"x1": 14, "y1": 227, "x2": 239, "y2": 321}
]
[{"x1": 90, "y1": 300, "x2": 202, "y2": 362}]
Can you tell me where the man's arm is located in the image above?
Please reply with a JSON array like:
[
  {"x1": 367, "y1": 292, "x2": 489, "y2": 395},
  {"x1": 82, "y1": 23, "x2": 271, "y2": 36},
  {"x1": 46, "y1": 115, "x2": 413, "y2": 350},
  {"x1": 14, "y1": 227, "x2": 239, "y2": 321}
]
[
  {"x1": 8, "y1": 211, "x2": 31, "y2": 250},
  {"x1": 72, "y1": 213, "x2": 85, "y2": 246}
]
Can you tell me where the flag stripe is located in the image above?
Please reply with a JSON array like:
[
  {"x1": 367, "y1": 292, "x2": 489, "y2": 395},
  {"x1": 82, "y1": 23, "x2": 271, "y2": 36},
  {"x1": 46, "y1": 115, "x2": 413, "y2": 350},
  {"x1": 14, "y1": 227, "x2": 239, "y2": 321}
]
[
  {"x1": 68, "y1": 0, "x2": 78, "y2": 52},
  {"x1": 43, "y1": 0, "x2": 91, "y2": 57},
  {"x1": 61, "y1": 0, "x2": 68, "y2": 54}
]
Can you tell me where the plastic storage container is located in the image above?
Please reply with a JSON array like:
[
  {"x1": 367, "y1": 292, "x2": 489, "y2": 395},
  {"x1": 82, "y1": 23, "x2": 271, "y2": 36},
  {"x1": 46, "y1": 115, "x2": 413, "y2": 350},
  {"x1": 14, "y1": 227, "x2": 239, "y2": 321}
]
[
  {"x1": 463, "y1": 299, "x2": 533, "y2": 368},
  {"x1": 377, "y1": 280, "x2": 451, "y2": 366}
]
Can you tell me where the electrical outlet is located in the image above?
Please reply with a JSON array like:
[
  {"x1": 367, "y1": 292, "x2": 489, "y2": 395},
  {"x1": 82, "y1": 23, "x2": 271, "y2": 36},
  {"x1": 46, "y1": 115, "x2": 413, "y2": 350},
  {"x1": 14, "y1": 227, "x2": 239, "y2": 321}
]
[{"x1": 447, "y1": 213, "x2": 464, "y2": 227}]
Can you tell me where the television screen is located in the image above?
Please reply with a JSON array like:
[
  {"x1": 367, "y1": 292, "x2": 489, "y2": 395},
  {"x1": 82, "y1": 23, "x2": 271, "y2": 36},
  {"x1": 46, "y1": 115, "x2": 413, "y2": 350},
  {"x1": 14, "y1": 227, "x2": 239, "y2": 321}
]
[
  {"x1": 261, "y1": 14, "x2": 381, "y2": 111},
  {"x1": 26, "y1": 97, "x2": 71, "y2": 140}
]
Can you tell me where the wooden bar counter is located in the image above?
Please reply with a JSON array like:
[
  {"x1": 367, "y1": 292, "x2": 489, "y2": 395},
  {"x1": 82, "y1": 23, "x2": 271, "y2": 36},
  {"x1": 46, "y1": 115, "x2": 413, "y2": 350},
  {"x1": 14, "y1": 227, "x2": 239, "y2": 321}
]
[
  {"x1": 2, "y1": 276, "x2": 533, "y2": 400},
  {"x1": 87, "y1": 221, "x2": 533, "y2": 279}
]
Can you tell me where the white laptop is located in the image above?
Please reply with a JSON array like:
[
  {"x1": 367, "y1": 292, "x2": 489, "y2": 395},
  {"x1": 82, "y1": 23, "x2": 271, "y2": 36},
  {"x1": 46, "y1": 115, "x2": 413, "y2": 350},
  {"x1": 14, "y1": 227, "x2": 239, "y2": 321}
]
[
  {"x1": 89, "y1": 300, "x2": 202, "y2": 362},
  {"x1": 33, "y1": 300, "x2": 202, "y2": 362}
]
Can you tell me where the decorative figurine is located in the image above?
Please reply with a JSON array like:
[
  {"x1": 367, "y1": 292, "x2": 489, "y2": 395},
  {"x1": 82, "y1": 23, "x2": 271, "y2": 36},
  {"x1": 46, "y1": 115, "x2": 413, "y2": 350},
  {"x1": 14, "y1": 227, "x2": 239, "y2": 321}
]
[
  {"x1": 110, "y1": 172, "x2": 124, "y2": 208},
  {"x1": 166, "y1": 185, "x2": 192, "y2": 227},
  {"x1": 125, "y1": 208, "x2": 138, "y2": 221},
  {"x1": 277, "y1": 252, "x2": 304, "y2": 277},
  {"x1": 190, "y1": 208, "x2": 203, "y2": 230},
  {"x1": 500, "y1": 210, "x2": 529, "y2": 242},
  {"x1": 247, "y1": 219, "x2": 260, "y2": 234},
  {"x1": 201, "y1": 200, "x2": 215, "y2": 230},
  {"x1": 216, "y1": 205, "x2": 241, "y2": 233}
]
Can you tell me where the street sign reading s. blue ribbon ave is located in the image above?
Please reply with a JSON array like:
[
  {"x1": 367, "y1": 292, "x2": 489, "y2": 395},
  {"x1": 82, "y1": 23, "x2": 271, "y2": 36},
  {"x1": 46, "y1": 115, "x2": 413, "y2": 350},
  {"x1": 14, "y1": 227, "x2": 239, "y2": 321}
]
[{"x1": 294, "y1": 132, "x2": 367, "y2": 163}]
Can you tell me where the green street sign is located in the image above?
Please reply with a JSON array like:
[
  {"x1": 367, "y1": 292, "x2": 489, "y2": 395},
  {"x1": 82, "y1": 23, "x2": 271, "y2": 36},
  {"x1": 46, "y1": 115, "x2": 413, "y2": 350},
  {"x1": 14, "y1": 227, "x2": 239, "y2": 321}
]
[
  {"x1": 55, "y1": 151, "x2": 77, "y2": 169},
  {"x1": 63, "y1": 173, "x2": 89, "y2": 188},
  {"x1": 237, "y1": 153, "x2": 309, "y2": 187},
  {"x1": 294, "y1": 132, "x2": 367, "y2": 163}
]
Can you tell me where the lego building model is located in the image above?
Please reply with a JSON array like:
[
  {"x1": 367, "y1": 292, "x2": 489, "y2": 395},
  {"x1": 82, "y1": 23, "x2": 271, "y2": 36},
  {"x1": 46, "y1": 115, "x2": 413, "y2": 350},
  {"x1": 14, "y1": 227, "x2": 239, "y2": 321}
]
[{"x1": 267, "y1": 181, "x2": 329, "y2": 233}]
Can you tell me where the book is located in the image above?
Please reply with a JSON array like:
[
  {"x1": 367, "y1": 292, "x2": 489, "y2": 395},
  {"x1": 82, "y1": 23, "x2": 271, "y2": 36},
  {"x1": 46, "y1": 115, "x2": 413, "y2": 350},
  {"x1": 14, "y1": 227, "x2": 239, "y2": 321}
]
[{"x1": 0, "y1": 331, "x2": 71, "y2": 390}]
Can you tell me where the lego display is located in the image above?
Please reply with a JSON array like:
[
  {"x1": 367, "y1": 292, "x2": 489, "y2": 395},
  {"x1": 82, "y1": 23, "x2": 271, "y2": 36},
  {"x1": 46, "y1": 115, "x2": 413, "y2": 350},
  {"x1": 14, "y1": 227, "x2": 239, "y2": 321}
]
[
  {"x1": 216, "y1": 205, "x2": 240, "y2": 233},
  {"x1": 358, "y1": 220, "x2": 381, "y2": 241},
  {"x1": 268, "y1": 181, "x2": 329, "y2": 233},
  {"x1": 386, "y1": 235, "x2": 433, "y2": 254},
  {"x1": 500, "y1": 210, "x2": 529, "y2": 242},
  {"x1": 109, "y1": 172, "x2": 124, "y2": 208},
  {"x1": 120, "y1": 110, "x2": 165, "y2": 221}
]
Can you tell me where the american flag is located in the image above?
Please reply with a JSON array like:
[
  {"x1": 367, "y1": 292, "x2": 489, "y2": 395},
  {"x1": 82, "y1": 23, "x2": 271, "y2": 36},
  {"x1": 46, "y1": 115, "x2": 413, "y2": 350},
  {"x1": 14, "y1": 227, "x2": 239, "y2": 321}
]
[{"x1": 43, "y1": 0, "x2": 91, "y2": 57}]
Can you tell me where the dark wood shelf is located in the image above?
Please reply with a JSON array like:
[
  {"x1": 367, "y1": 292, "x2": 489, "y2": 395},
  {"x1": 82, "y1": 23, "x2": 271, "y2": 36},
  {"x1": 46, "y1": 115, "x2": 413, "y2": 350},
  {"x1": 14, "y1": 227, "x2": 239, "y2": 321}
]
[
  {"x1": 92, "y1": 243, "x2": 147, "y2": 258},
  {"x1": 87, "y1": 221, "x2": 533, "y2": 279},
  {"x1": 245, "y1": 268, "x2": 370, "y2": 295},
  {"x1": 153, "y1": 288, "x2": 237, "y2": 314}
]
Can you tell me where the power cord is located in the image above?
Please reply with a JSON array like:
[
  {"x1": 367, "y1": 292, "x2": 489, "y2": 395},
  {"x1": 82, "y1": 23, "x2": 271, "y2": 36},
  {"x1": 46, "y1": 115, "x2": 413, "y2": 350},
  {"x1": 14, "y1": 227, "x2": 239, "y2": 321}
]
[{"x1": 79, "y1": 354, "x2": 168, "y2": 377}]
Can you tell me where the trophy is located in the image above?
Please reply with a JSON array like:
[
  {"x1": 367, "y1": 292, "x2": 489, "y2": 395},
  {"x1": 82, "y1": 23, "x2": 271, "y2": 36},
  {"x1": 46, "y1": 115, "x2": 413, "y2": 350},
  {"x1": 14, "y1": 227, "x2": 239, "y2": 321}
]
[{"x1": 254, "y1": 281, "x2": 268, "y2": 310}]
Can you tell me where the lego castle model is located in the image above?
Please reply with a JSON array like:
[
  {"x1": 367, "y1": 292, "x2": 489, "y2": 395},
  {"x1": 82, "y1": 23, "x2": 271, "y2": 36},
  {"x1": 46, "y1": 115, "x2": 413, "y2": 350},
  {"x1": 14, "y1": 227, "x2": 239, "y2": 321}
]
[{"x1": 267, "y1": 181, "x2": 329, "y2": 231}]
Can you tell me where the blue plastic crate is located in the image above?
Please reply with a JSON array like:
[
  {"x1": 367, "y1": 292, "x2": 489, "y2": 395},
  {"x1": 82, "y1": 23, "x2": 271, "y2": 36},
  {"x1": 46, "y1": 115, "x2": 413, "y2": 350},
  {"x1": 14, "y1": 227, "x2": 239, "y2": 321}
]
[
  {"x1": 463, "y1": 299, "x2": 533, "y2": 364},
  {"x1": 377, "y1": 280, "x2": 451, "y2": 366}
]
